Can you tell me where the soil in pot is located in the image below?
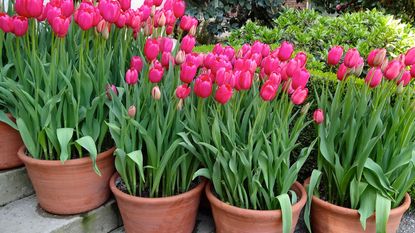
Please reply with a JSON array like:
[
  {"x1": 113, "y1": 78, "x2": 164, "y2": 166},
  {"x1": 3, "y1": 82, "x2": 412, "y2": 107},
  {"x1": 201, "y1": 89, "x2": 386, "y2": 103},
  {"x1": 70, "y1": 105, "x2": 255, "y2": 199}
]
[
  {"x1": 206, "y1": 182, "x2": 307, "y2": 233},
  {"x1": 0, "y1": 114, "x2": 23, "y2": 170},
  {"x1": 110, "y1": 173, "x2": 205, "y2": 233},
  {"x1": 18, "y1": 146, "x2": 115, "y2": 215}
]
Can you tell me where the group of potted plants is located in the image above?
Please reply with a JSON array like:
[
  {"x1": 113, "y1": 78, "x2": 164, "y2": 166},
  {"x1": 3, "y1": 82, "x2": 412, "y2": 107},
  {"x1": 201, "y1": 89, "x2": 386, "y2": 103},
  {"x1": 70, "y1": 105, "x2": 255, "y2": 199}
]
[{"x1": 0, "y1": 0, "x2": 415, "y2": 233}]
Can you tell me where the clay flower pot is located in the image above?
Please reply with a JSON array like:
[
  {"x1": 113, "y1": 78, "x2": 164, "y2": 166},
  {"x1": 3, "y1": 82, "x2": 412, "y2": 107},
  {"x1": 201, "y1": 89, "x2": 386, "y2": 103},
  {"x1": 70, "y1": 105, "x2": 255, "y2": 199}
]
[
  {"x1": 18, "y1": 146, "x2": 115, "y2": 215},
  {"x1": 310, "y1": 192, "x2": 410, "y2": 233},
  {"x1": 0, "y1": 114, "x2": 23, "y2": 170},
  {"x1": 110, "y1": 173, "x2": 205, "y2": 233},
  {"x1": 206, "y1": 182, "x2": 307, "y2": 233}
]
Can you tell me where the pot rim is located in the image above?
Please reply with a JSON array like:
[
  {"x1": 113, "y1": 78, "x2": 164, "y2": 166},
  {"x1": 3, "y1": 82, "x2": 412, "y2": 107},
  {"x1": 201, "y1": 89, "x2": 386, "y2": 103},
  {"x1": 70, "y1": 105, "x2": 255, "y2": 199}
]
[
  {"x1": 110, "y1": 173, "x2": 206, "y2": 204},
  {"x1": 17, "y1": 145, "x2": 115, "y2": 166},
  {"x1": 205, "y1": 181, "x2": 307, "y2": 218},
  {"x1": 304, "y1": 177, "x2": 411, "y2": 216}
]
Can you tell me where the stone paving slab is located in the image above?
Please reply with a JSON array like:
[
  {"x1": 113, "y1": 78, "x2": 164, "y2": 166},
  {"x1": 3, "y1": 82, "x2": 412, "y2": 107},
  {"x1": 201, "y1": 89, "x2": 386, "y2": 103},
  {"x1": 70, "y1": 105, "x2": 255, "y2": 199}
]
[
  {"x1": 0, "y1": 167, "x2": 33, "y2": 206},
  {"x1": 0, "y1": 195, "x2": 121, "y2": 233}
]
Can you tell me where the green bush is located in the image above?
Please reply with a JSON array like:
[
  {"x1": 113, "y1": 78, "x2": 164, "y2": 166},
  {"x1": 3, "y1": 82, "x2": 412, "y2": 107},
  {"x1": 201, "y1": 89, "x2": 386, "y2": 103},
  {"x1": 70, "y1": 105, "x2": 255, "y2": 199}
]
[{"x1": 229, "y1": 9, "x2": 415, "y2": 72}]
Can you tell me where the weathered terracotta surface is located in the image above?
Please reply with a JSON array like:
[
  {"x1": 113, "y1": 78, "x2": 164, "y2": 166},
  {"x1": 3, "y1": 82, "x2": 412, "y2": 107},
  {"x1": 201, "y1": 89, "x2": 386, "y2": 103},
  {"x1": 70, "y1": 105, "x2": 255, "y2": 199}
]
[
  {"x1": 18, "y1": 146, "x2": 115, "y2": 215},
  {"x1": 310, "y1": 192, "x2": 410, "y2": 233},
  {"x1": 206, "y1": 182, "x2": 307, "y2": 233},
  {"x1": 110, "y1": 173, "x2": 205, "y2": 233},
  {"x1": 0, "y1": 114, "x2": 23, "y2": 170}
]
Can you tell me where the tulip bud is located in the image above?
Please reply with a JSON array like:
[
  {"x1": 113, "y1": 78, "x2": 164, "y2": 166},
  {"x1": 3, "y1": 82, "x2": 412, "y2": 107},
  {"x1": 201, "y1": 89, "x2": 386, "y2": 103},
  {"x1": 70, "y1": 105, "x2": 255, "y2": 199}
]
[
  {"x1": 351, "y1": 57, "x2": 364, "y2": 77},
  {"x1": 97, "y1": 19, "x2": 111, "y2": 39},
  {"x1": 128, "y1": 105, "x2": 136, "y2": 117},
  {"x1": 337, "y1": 63, "x2": 348, "y2": 81},
  {"x1": 125, "y1": 68, "x2": 139, "y2": 85},
  {"x1": 148, "y1": 60, "x2": 164, "y2": 83},
  {"x1": 215, "y1": 84, "x2": 233, "y2": 105},
  {"x1": 194, "y1": 74, "x2": 213, "y2": 98},
  {"x1": 278, "y1": 41, "x2": 294, "y2": 61},
  {"x1": 365, "y1": 67, "x2": 383, "y2": 88},
  {"x1": 151, "y1": 86, "x2": 161, "y2": 100},
  {"x1": 327, "y1": 46, "x2": 343, "y2": 66},
  {"x1": 368, "y1": 48, "x2": 386, "y2": 67},
  {"x1": 313, "y1": 109, "x2": 324, "y2": 124},
  {"x1": 158, "y1": 12, "x2": 166, "y2": 27},
  {"x1": 384, "y1": 60, "x2": 404, "y2": 80},
  {"x1": 189, "y1": 25, "x2": 197, "y2": 37},
  {"x1": 177, "y1": 99, "x2": 184, "y2": 110},
  {"x1": 344, "y1": 48, "x2": 361, "y2": 68},
  {"x1": 175, "y1": 50, "x2": 186, "y2": 65},
  {"x1": 151, "y1": 5, "x2": 156, "y2": 17},
  {"x1": 397, "y1": 71, "x2": 411, "y2": 87},
  {"x1": 396, "y1": 83, "x2": 404, "y2": 94},
  {"x1": 291, "y1": 88, "x2": 308, "y2": 105},
  {"x1": 106, "y1": 84, "x2": 118, "y2": 100},
  {"x1": 295, "y1": 52, "x2": 307, "y2": 68},
  {"x1": 405, "y1": 48, "x2": 415, "y2": 66}
]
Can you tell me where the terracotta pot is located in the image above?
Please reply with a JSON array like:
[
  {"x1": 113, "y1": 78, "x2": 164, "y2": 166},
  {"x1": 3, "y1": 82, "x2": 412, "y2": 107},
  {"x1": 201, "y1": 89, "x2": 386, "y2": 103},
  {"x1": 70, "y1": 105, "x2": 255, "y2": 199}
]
[
  {"x1": 0, "y1": 114, "x2": 23, "y2": 170},
  {"x1": 18, "y1": 146, "x2": 115, "y2": 215},
  {"x1": 206, "y1": 182, "x2": 307, "y2": 233},
  {"x1": 304, "y1": 179, "x2": 411, "y2": 233},
  {"x1": 110, "y1": 173, "x2": 205, "y2": 233}
]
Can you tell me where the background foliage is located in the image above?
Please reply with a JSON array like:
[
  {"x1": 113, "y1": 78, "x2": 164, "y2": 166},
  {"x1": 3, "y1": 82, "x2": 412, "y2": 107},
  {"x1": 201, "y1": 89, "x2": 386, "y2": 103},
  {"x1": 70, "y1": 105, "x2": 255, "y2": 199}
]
[{"x1": 229, "y1": 9, "x2": 415, "y2": 72}]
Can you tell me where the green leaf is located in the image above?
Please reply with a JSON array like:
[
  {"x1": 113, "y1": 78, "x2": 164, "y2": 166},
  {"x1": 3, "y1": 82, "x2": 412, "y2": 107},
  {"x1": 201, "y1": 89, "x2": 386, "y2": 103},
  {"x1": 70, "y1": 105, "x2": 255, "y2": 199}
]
[
  {"x1": 75, "y1": 136, "x2": 100, "y2": 175},
  {"x1": 304, "y1": 170, "x2": 321, "y2": 232},
  {"x1": 375, "y1": 194, "x2": 391, "y2": 233},
  {"x1": 16, "y1": 118, "x2": 37, "y2": 158},
  {"x1": 358, "y1": 188, "x2": 376, "y2": 230},
  {"x1": 192, "y1": 168, "x2": 211, "y2": 180},
  {"x1": 126, "y1": 150, "x2": 145, "y2": 182},
  {"x1": 0, "y1": 111, "x2": 17, "y2": 130},
  {"x1": 276, "y1": 193, "x2": 292, "y2": 233},
  {"x1": 57, "y1": 128, "x2": 74, "y2": 163}
]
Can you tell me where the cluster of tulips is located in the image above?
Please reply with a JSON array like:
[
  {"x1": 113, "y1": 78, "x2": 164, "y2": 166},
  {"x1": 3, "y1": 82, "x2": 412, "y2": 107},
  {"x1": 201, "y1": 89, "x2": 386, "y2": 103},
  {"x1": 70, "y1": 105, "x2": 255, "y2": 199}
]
[
  {"x1": 328, "y1": 45, "x2": 415, "y2": 87},
  {"x1": 0, "y1": 0, "x2": 189, "y2": 38}
]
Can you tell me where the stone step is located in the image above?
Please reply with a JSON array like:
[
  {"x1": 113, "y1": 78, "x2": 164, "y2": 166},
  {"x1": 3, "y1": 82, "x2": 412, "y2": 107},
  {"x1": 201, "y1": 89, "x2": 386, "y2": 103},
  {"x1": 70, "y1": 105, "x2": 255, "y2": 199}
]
[
  {"x1": 0, "y1": 195, "x2": 122, "y2": 233},
  {"x1": 0, "y1": 167, "x2": 34, "y2": 206},
  {"x1": 109, "y1": 209, "x2": 215, "y2": 233}
]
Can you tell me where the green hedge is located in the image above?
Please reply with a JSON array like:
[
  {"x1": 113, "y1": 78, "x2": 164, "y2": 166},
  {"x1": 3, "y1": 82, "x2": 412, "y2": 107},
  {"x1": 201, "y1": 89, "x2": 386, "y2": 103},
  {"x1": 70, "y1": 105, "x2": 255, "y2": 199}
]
[{"x1": 229, "y1": 9, "x2": 415, "y2": 72}]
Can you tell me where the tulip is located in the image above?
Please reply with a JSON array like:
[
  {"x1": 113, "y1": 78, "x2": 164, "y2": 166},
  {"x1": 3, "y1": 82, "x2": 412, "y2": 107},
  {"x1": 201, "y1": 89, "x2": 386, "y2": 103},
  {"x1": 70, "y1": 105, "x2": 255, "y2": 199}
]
[
  {"x1": 139, "y1": 5, "x2": 150, "y2": 21},
  {"x1": 313, "y1": 109, "x2": 324, "y2": 124},
  {"x1": 286, "y1": 59, "x2": 300, "y2": 77},
  {"x1": 180, "y1": 35, "x2": 196, "y2": 54},
  {"x1": 106, "y1": 84, "x2": 117, "y2": 100},
  {"x1": 119, "y1": 0, "x2": 131, "y2": 11},
  {"x1": 194, "y1": 74, "x2": 213, "y2": 98},
  {"x1": 251, "y1": 41, "x2": 264, "y2": 54},
  {"x1": 166, "y1": 25, "x2": 174, "y2": 35},
  {"x1": 344, "y1": 48, "x2": 361, "y2": 68},
  {"x1": 75, "y1": 6, "x2": 94, "y2": 30},
  {"x1": 295, "y1": 52, "x2": 307, "y2": 68},
  {"x1": 157, "y1": 12, "x2": 166, "y2": 27},
  {"x1": 269, "y1": 73, "x2": 282, "y2": 87},
  {"x1": 260, "y1": 80, "x2": 277, "y2": 101},
  {"x1": 327, "y1": 46, "x2": 343, "y2": 66},
  {"x1": 46, "y1": 5, "x2": 61, "y2": 24},
  {"x1": 15, "y1": 0, "x2": 43, "y2": 18},
  {"x1": 175, "y1": 50, "x2": 186, "y2": 65},
  {"x1": 397, "y1": 71, "x2": 411, "y2": 87},
  {"x1": 0, "y1": 13, "x2": 14, "y2": 33},
  {"x1": 125, "y1": 68, "x2": 138, "y2": 85},
  {"x1": 224, "y1": 46, "x2": 235, "y2": 61},
  {"x1": 98, "y1": 0, "x2": 120, "y2": 23},
  {"x1": 115, "y1": 12, "x2": 127, "y2": 28},
  {"x1": 61, "y1": 0, "x2": 74, "y2": 17},
  {"x1": 411, "y1": 65, "x2": 415, "y2": 78},
  {"x1": 161, "y1": 52, "x2": 173, "y2": 68},
  {"x1": 291, "y1": 88, "x2": 308, "y2": 105},
  {"x1": 278, "y1": 41, "x2": 294, "y2": 61},
  {"x1": 12, "y1": 16, "x2": 28, "y2": 37},
  {"x1": 96, "y1": 19, "x2": 111, "y2": 39},
  {"x1": 149, "y1": 60, "x2": 164, "y2": 83},
  {"x1": 153, "y1": 0, "x2": 163, "y2": 6},
  {"x1": 261, "y1": 56, "x2": 279, "y2": 76},
  {"x1": 262, "y1": 44, "x2": 271, "y2": 57},
  {"x1": 238, "y1": 71, "x2": 253, "y2": 90},
  {"x1": 215, "y1": 68, "x2": 233, "y2": 86},
  {"x1": 159, "y1": 37, "x2": 173, "y2": 53},
  {"x1": 144, "y1": 38, "x2": 160, "y2": 61},
  {"x1": 176, "y1": 84, "x2": 191, "y2": 99},
  {"x1": 351, "y1": 57, "x2": 364, "y2": 76},
  {"x1": 405, "y1": 48, "x2": 415, "y2": 66},
  {"x1": 128, "y1": 105, "x2": 136, "y2": 117},
  {"x1": 180, "y1": 62, "x2": 197, "y2": 83},
  {"x1": 367, "y1": 48, "x2": 386, "y2": 67},
  {"x1": 130, "y1": 56, "x2": 143, "y2": 72},
  {"x1": 337, "y1": 63, "x2": 348, "y2": 81},
  {"x1": 384, "y1": 60, "x2": 404, "y2": 80},
  {"x1": 292, "y1": 69, "x2": 310, "y2": 90},
  {"x1": 173, "y1": 0, "x2": 186, "y2": 18},
  {"x1": 365, "y1": 67, "x2": 383, "y2": 88},
  {"x1": 151, "y1": 86, "x2": 161, "y2": 100},
  {"x1": 180, "y1": 15, "x2": 197, "y2": 31},
  {"x1": 51, "y1": 16, "x2": 71, "y2": 38},
  {"x1": 215, "y1": 84, "x2": 233, "y2": 104}
]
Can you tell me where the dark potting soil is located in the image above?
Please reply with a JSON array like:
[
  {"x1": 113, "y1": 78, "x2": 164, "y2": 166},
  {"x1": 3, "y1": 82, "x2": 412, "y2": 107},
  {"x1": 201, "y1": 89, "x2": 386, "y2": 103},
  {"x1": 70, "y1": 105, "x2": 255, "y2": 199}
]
[{"x1": 115, "y1": 176, "x2": 202, "y2": 198}]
